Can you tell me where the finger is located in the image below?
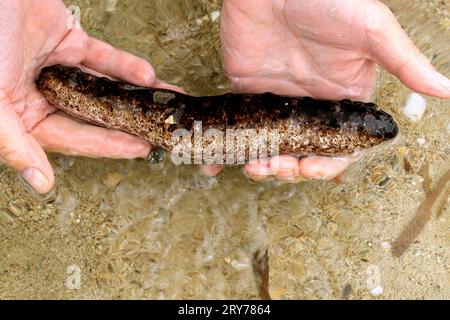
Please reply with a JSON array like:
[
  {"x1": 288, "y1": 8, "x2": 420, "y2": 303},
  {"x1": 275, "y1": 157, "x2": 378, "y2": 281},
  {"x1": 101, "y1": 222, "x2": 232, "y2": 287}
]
[
  {"x1": 0, "y1": 96, "x2": 54, "y2": 194},
  {"x1": 153, "y1": 79, "x2": 187, "y2": 94},
  {"x1": 298, "y1": 155, "x2": 355, "y2": 181},
  {"x1": 45, "y1": 27, "x2": 156, "y2": 87},
  {"x1": 80, "y1": 59, "x2": 185, "y2": 93},
  {"x1": 74, "y1": 65, "x2": 186, "y2": 93},
  {"x1": 200, "y1": 164, "x2": 223, "y2": 176},
  {"x1": 365, "y1": 3, "x2": 450, "y2": 98},
  {"x1": 269, "y1": 155, "x2": 305, "y2": 183},
  {"x1": 82, "y1": 37, "x2": 156, "y2": 87},
  {"x1": 244, "y1": 158, "x2": 274, "y2": 182},
  {"x1": 228, "y1": 73, "x2": 375, "y2": 102},
  {"x1": 43, "y1": 24, "x2": 89, "y2": 68},
  {"x1": 31, "y1": 112, "x2": 151, "y2": 159}
]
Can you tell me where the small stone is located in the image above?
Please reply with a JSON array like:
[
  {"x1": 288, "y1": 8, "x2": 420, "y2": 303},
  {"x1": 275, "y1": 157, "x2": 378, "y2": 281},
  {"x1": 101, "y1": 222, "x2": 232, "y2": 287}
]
[
  {"x1": 165, "y1": 115, "x2": 175, "y2": 124},
  {"x1": 382, "y1": 241, "x2": 392, "y2": 250},
  {"x1": 397, "y1": 146, "x2": 408, "y2": 155},
  {"x1": 105, "y1": 0, "x2": 118, "y2": 12},
  {"x1": 196, "y1": 15, "x2": 209, "y2": 26},
  {"x1": 193, "y1": 224, "x2": 204, "y2": 240},
  {"x1": 147, "y1": 148, "x2": 166, "y2": 164},
  {"x1": 416, "y1": 138, "x2": 426, "y2": 146},
  {"x1": 153, "y1": 91, "x2": 175, "y2": 104},
  {"x1": 230, "y1": 259, "x2": 249, "y2": 271},
  {"x1": 210, "y1": 10, "x2": 221, "y2": 22},
  {"x1": 153, "y1": 208, "x2": 172, "y2": 225},
  {"x1": 403, "y1": 93, "x2": 426, "y2": 122},
  {"x1": 370, "y1": 285, "x2": 384, "y2": 296}
]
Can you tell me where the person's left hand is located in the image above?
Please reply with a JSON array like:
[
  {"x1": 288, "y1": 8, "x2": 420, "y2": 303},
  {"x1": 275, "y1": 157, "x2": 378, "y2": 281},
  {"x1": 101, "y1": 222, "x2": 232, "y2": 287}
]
[{"x1": 0, "y1": 0, "x2": 157, "y2": 193}]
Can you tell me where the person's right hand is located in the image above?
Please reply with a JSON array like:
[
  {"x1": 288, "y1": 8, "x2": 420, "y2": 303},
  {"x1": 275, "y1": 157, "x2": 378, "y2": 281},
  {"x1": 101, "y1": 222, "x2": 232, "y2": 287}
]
[
  {"x1": 203, "y1": 0, "x2": 450, "y2": 182},
  {"x1": 0, "y1": 0, "x2": 158, "y2": 194}
]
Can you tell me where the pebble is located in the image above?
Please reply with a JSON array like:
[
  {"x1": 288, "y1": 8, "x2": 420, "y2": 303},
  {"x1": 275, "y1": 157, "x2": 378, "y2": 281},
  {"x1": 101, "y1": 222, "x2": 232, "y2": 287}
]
[
  {"x1": 403, "y1": 93, "x2": 426, "y2": 122},
  {"x1": 196, "y1": 16, "x2": 208, "y2": 26},
  {"x1": 397, "y1": 146, "x2": 409, "y2": 155},
  {"x1": 105, "y1": 0, "x2": 118, "y2": 12},
  {"x1": 230, "y1": 259, "x2": 249, "y2": 271},
  {"x1": 381, "y1": 241, "x2": 392, "y2": 250},
  {"x1": 210, "y1": 10, "x2": 221, "y2": 22},
  {"x1": 416, "y1": 138, "x2": 426, "y2": 146},
  {"x1": 370, "y1": 284, "x2": 384, "y2": 296}
]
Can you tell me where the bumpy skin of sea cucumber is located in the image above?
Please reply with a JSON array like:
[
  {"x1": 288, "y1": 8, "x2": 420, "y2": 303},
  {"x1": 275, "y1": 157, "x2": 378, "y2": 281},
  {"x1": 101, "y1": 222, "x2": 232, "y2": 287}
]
[{"x1": 37, "y1": 66, "x2": 398, "y2": 164}]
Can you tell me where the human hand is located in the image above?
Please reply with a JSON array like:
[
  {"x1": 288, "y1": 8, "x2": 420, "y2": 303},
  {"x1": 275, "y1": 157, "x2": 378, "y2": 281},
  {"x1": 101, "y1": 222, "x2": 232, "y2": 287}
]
[
  {"x1": 206, "y1": 0, "x2": 450, "y2": 182},
  {"x1": 0, "y1": 0, "x2": 157, "y2": 194}
]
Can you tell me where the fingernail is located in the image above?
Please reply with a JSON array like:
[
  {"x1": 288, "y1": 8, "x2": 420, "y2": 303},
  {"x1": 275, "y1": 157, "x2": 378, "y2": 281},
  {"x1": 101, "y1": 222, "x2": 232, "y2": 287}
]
[
  {"x1": 434, "y1": 72, "x2": 450, "y2": 92},
  {"x1": 21, "y1": 168, "x2": 49, "y2": 194},
  {"x1": 142, "y1": 68, "x2": 155, "y2": 84},
  {"x1": 275, "y1": 168, "x2": 298, "y2": 177}
]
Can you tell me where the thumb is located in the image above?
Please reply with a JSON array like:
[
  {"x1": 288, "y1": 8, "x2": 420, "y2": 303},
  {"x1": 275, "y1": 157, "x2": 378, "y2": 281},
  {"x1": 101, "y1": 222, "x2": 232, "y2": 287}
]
[
  {"x1": 365, "y1": 3, "x2": 450, "y2": 99},
  {"x1": 0, "y1": 97, "x2": 54, "y2": 194}
]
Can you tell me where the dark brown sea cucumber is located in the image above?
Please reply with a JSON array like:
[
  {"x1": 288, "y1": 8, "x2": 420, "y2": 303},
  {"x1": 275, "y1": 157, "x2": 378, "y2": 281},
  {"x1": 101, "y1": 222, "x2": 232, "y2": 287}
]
[{"x1": 37, "y1": 65, "x2": 399, "y2": 164}]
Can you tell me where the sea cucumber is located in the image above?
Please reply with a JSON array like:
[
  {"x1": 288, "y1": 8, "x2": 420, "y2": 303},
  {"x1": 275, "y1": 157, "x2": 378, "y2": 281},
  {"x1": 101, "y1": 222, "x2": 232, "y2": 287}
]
[{"x1": 37, "y1": 66, "x2": 399, "y2": 164}]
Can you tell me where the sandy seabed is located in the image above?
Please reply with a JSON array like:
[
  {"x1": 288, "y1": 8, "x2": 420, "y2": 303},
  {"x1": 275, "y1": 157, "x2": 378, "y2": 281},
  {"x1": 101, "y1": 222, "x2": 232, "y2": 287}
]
[{"x1": 0, "y1": 0, "x2": 448, "y2": 299}]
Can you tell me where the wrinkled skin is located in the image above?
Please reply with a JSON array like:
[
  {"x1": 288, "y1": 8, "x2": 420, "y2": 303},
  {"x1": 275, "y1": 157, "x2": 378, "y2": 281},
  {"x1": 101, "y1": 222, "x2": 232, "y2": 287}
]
[
  {"x1": 0, "y1": 0, "x2": 449, "y2": 194},
  {"x1": 205, "y1": 0, "x2": 450, "y2": 181},
  {"x1": 0, "y1": 0, "x2": 156, "y2": 193}
]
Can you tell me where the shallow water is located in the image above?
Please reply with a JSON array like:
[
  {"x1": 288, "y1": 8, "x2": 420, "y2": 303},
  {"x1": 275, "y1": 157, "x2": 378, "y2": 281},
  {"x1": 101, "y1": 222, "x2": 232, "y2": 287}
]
[{"x1": 0, "y1": 0, "x2": 448, "y2": 299}]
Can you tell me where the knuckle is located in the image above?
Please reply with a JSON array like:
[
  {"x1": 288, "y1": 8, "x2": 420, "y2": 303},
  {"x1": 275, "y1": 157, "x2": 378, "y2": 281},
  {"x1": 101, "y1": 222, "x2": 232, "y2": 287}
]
[
  {"x1": 0, "y1": 142, "x2": 22, "y2": 168},
  {"x1": 365, "y1": 2, "x2": 393, "y2": 36}
]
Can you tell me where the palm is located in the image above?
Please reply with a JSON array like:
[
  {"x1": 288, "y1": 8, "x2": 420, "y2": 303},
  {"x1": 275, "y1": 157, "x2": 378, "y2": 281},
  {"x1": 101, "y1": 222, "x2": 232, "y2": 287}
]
[
  {"x1": 215, "y1": 0, "x2": 450, "y2": 182},
  {"x1": 221, "y1": 0, "x2": 450, "y2": 101},
  {"x1": 0, "y1": 0, "x2": 155, "y2": 193},
  {"x1": 1, "y1": 0, "x2": 66, "y2": 129}
]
